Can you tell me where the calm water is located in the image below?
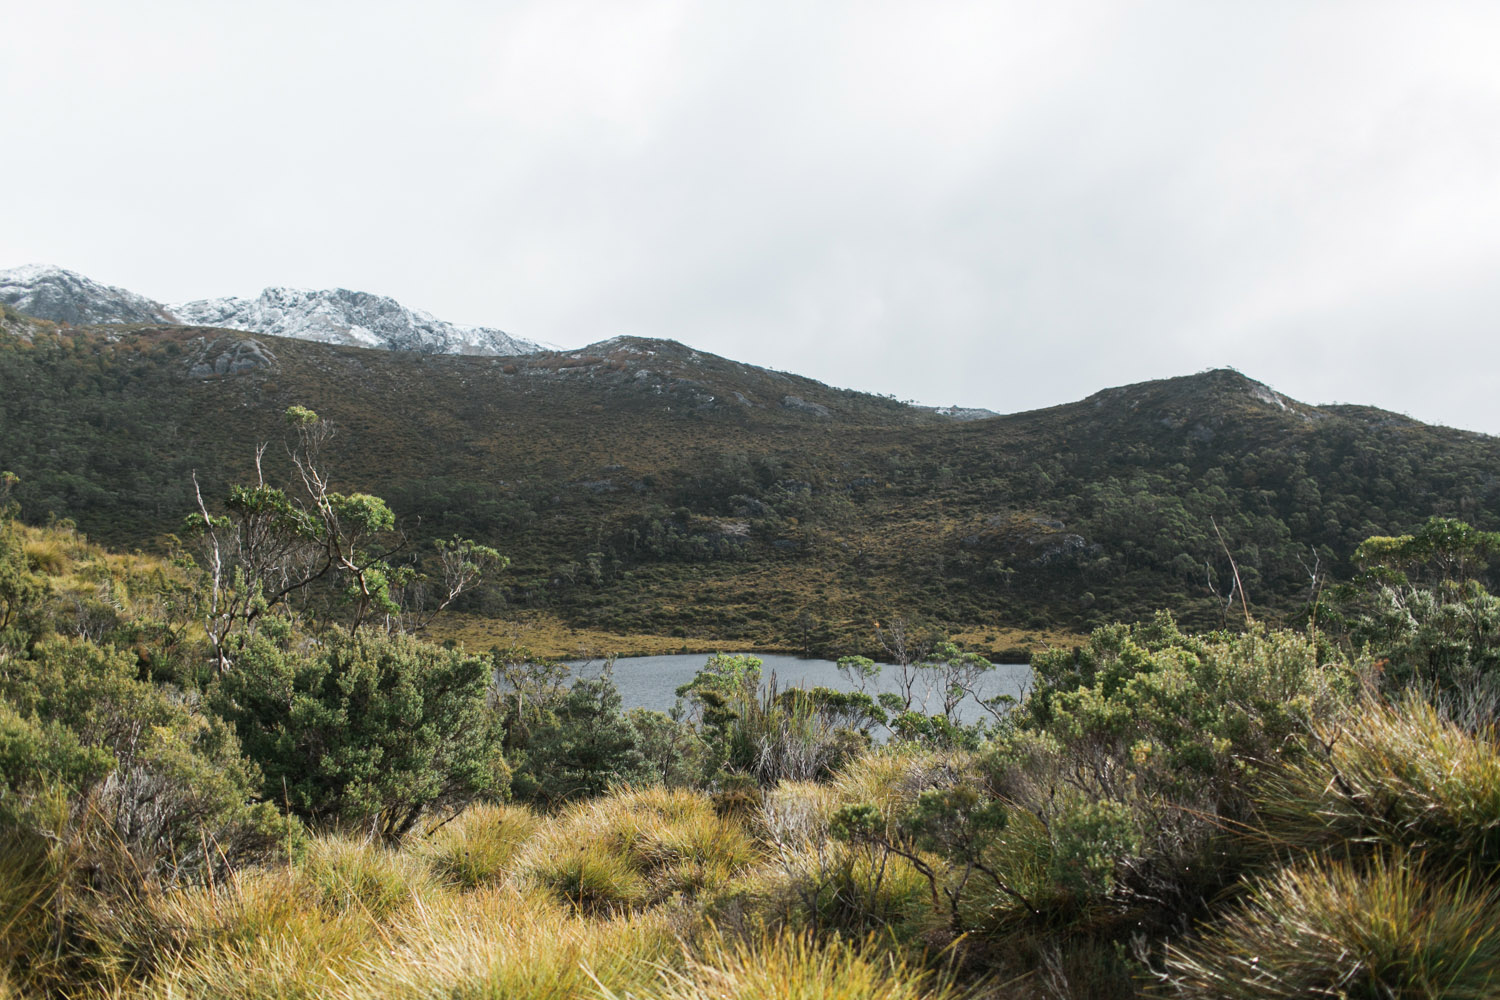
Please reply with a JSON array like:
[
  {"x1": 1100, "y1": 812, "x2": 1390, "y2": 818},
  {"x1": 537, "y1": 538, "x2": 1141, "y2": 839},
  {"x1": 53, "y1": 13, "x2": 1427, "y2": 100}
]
[{"x1": 567, "y1": 652, "x2": 1033, "y2": 724}]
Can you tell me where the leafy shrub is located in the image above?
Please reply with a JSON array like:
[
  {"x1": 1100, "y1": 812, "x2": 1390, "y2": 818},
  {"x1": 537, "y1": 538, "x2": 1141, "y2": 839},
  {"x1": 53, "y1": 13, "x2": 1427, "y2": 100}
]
[
  {"x1": 0, "y1": 637, "x2": 294, "y2": 994},
  {"x1": 511, "y1": 671, "x2": 650, "y2": 805},
  {"x1": 0, "y1": 637, "x2": 290, "y2": 878},
  {"x1": 211, "y1": 630, "x2": 506, "y2": 840}
]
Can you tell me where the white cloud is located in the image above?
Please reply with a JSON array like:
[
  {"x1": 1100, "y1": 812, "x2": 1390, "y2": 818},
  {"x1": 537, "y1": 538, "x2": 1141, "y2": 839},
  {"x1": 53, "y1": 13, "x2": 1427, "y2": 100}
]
[{"x1": 3, "y1": 0, "x2": 1498, "y2": 432}]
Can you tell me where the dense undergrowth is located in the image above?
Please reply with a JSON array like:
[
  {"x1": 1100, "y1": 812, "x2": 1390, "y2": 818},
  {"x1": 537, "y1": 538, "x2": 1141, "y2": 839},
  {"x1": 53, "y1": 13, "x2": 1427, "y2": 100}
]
[{"x1": 4, "y1": 456, "x2": 1500, "y2": 996}]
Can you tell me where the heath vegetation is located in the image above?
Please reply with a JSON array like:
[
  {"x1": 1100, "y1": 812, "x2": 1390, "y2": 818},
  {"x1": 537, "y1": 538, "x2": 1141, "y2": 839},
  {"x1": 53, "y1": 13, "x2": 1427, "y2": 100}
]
[{"x1": 3, "y1": 393, "x2": 1500, "y2": 998}]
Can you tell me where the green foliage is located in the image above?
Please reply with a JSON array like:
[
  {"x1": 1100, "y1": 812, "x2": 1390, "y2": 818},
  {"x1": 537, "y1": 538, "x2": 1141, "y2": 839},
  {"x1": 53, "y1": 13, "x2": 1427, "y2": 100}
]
[
  {"x1": 1327, "y1": 518, "x2": 1500, "y2": 722},
  {"x1": 512, "y1": 671, "x2": 651, "y2": 806},
  {"x1": 210, "y1": 630, "x2": 506, "y2": 840},
  {"x1": 1354, "y1": 516, "x2": 1500, "y2": 588},
  {"x1": 679, "y1": 656, "x2": 876, "y2": 786},
  {"x1": 626, "y1": 707, "x2": 709, "y2": 788},
  {"x1": 1048, "y1": 798, "x2": 1140, "y2": 898},
  {"x1": 0, "y1": 637, "x2": 290, "y2": 878},
  {"x1": 1021, "y1": 613, "x2": 1354, "y2": 794}
]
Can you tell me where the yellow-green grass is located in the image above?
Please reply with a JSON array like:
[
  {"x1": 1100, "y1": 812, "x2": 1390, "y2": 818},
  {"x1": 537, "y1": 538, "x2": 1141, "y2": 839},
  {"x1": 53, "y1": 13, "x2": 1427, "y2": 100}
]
[
  {"x1": 1164, "y1": 852, "x2": 1500, "y2": 999},
  {"x1": 418, "y1": 803, "x2": 540, "y2": 890},
  {"x1": 1257, "y1": 693, "x2": 1500, "y2": 871},
  {"x1": 605, "y1": 925, "x2": 969, "y2": 1000},
  {"x1": 517, "y1": 786, "x2": 760, "y2": 913}
]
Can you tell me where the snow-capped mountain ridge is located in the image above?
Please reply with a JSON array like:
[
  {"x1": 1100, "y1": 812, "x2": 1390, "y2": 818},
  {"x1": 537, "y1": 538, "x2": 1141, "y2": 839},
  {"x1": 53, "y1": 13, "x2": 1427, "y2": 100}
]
[
  {"x1": 0, "y1": 265, "x2": 539, "y2": 356},
  {"x1": 170, "y1": 286, "x2": 539, "y2": 356},
  {"x1": 0, "y1": 264, "x2": 176, "y2": 326}
]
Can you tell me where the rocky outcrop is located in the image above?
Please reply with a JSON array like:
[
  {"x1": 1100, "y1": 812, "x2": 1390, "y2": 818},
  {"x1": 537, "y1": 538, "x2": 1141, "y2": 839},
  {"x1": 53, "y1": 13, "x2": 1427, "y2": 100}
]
[
  {"x1": 781, "y1": 395, "x2": 832, "y2": 418},
  {"x1": 186, "y1": 337, "x2": 278, "y2": 378}
]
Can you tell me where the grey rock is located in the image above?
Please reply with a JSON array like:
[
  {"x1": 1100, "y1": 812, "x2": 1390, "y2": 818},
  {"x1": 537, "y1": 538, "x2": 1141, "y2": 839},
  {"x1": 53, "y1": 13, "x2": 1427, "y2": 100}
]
[
  {"x1": 781, "y1": 395, "x2": 831, "y2": 418},
  {"x1": 187, "y1": 337, "x2": 278, "y2": 379}
]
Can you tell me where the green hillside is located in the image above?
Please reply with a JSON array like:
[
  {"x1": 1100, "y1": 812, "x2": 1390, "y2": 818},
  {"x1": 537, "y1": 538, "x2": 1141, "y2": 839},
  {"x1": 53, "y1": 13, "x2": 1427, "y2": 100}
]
[{"x1": 2, "y1": 305, "x2": 1496, "y2": 654}]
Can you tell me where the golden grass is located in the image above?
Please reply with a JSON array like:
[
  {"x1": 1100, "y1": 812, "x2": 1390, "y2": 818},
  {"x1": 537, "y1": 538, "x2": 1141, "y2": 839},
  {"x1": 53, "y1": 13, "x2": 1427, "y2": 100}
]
[
  {"x1": 1258, "y1": 693, "x2": 1500, "y2": 869},
  {"x1": 1163, "y1": 852, "x2": 1500, "y2": 999},
  {"x1": 297, "y1": 836, "x2": 440, "y2": 919},
  {"x1": 516, "y1": 787, "x2": 760, "y2": 913},
  {"x1": 603, "y1": 925, "x2": 968, "y2": 1000},
  {"x1": 418, "y1": 803, "x2": 540, "y2": 890}
]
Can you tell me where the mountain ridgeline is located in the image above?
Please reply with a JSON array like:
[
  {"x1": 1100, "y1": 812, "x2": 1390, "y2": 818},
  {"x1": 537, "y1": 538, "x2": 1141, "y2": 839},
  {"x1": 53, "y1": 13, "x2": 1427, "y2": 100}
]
[
  {"x1": 1, "y1": 302, "x2": 1496, "y2": 654},
  {"x1": 0, "y1": 265, "x2": 539, "y2": 356}
]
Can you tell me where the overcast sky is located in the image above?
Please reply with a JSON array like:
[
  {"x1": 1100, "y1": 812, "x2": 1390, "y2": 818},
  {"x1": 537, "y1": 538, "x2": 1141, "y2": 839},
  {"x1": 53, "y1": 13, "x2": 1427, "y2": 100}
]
[{"x1": 4, "y1": 1, "x2": 1498, "y2": 433}]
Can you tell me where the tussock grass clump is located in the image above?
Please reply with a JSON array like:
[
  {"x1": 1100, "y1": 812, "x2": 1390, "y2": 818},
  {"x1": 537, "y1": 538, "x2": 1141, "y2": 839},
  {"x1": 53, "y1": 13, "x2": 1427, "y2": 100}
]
[
  {"x1": 1163, "y1": 852, "x2": 1500, "y2": 999},
  {"x1": 833, "y1": 748, "x2": 971, "y2": 821},
  {"x1": 297, "y1": 836, "x2": 439, "y2": 918},
  {"x1": 1258, "y1": 694, "x2": 1500, "y2": 871},
  {"x1": 369, "y1": 884, "x2": 676, "y2": 999},
  {"x1": 420, "y1": 802, "x2": 539, "y2": 889},
  {"x1": 614, "y1": 926, "x2": 967, "y2": 1000},
  {"x1": 519, "y1": 787, "x2": 758, "y2": 913},
  {"x1": 141, "y1": 867, "x2": 380, "y2": 1000},
  {"x1": 20, "y1": 536, "x2": 67, "y2": 576}
]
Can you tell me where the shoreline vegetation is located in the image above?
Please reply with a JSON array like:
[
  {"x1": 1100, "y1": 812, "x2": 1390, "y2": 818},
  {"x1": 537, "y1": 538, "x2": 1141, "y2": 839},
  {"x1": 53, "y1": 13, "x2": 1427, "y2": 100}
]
[
  {"x1": 5, "y1": 438, "x2": 1500, "y2": 997},
  {"x1": 427, "y1": 611, "x2": 1080, "y2": 663}
]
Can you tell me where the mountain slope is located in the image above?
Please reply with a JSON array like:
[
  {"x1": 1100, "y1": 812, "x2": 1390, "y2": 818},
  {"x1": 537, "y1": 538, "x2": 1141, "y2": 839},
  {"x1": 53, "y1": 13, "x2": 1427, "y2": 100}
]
[{"x1": 1, "y1": 311, "x2": 1495, "y2": 655}]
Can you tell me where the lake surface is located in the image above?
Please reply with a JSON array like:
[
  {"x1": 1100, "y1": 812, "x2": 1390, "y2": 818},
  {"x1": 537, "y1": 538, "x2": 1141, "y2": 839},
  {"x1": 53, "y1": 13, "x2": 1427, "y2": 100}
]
[{"x1": 567, "y1": 652, "x2": 1033, "y2": 724}]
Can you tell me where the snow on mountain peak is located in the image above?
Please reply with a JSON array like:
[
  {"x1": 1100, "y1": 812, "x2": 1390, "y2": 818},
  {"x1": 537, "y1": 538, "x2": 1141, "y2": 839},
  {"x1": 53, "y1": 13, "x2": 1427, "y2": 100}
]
[
  {"x1": 169, "y1": 286, "x2": 539, "y2": 356},
  {"x1": 0, "y1": 264, "x2": 177, "y2": 325},
  {"x1": 0, "y1": 264, "x2": 539, "y2": 357}
]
